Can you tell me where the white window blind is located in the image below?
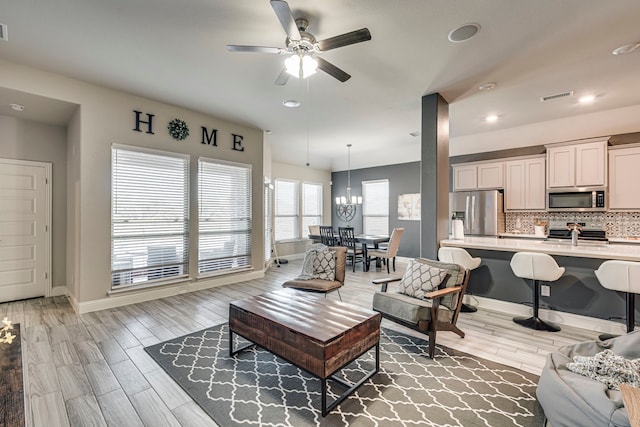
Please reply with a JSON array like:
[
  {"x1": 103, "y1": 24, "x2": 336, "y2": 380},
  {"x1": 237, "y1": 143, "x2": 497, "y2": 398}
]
[
  {"x1": 302, "y1": 182, "x2": 322, "y2": 233},
  {"x1": 363, "y1": 179, "x2": 389, "y2": 235},
  {"x1": 111, "y1": 146, "x2": 189, "y2": 289},
  {"x1": 198, "y1": 159, "x2": 252, "y2": 275},
  {"x1": 264, "y1": 183, "x2": 273, "y2": 264},
  {"x1": 274, "y1": 179, "x2": 299, "y2": 241}
]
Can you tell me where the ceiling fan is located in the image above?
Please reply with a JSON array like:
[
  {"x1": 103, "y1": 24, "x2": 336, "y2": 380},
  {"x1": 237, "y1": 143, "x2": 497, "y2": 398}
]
[{"x1": 226, "y1": 0, "x2": 371, "y2": 85}]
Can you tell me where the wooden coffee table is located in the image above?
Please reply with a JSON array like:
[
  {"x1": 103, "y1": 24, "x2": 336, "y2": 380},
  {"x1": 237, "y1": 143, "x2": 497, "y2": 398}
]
[{"x1": 229, "y1": 288, "x2": 381, "y2": 416}]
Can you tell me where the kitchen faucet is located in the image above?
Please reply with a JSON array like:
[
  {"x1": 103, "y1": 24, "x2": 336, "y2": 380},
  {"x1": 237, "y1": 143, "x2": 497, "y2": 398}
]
[{"x1": 568, "y1": 223, "x2": 582, "y2": 247}]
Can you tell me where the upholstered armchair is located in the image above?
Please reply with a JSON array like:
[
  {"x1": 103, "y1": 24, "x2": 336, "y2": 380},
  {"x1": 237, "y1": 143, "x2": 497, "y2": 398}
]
[
  {"x1": 372, "y1": 258, "x2": 470, "y2": 358},
  {"x1": 282, "y1": 246, "x2": 346, "y2": 301}
]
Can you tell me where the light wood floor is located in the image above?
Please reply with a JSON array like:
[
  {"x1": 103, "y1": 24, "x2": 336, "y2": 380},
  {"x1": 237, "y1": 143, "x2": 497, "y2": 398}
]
[{"x1": 1, "y1": 258, "x2": 599, "y2": 427}]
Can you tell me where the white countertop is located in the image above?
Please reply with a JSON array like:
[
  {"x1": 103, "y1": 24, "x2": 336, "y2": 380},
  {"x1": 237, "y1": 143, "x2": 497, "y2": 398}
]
[{"x1": 441, "y1": 236, "x2": 640, "y2": 261}]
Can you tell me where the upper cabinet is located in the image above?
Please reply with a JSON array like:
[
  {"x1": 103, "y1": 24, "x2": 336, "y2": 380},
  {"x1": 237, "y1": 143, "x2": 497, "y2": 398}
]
[
  {"x1": 452, "y1": 161, "x2": 504, "y2": 191},
  {"x1": 546, "y1": 138, "x2": 608, "y2": 188},
  {"x1": 609, "y1": 145, "x2": 640, "y2": 210},
  {"x1": 504, "y1": 156, "x2": 546, "y2": 211}
]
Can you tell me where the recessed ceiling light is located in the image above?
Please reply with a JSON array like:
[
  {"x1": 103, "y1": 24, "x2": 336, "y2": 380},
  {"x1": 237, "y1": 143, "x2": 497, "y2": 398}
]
[
  {"x1": 264, "y1": 129, "x2": 272, "y2": 134},
  {"x1": 578, "y1": 95, "x2": 596, "y2": 104},
  {"x1": 9, "y1": 103, "x2": 24, "y2": 112},
  {"x1": 478, "y1": 82, "x2": 497, "y2": 91},
  {"x1": 612, "y1": 42, "x2": 640, "y2": 55},
  {"x1": 485, "y1": 114, "x2": 498, "y2": 123},
  {"x1": 409, "y1": 131, "x2": 421, "y2": 137},
  {"x1": 282, "y1": 100, "x2": 300, "y2": 108},
  {"x1": 448, "y1": 23, "x2": 481, "y2": 43}
]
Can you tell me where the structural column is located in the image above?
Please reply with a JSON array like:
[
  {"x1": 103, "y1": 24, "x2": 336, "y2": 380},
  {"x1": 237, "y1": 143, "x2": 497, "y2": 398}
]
[{"x1": 420, "y1": 93, "x2": 449, "y2": 259}]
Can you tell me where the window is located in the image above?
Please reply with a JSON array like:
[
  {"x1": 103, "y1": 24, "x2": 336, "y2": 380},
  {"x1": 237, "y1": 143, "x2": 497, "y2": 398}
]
[
  {"x1": 264, "y1": 181, "x2": 273, "y2": 264},
  {"x1": 302, "y1": 182, "x2": 322, "y2": 232},
  {"x1": 363, "y1": 179, "x2": 389, "y2": 235},
  {"x1": 274, "y1": 179, "x2": 299, "y2": 241},
  {"x1": 111, "y1": 146, "x2": 189, "y2": 289},
  {"x1": 198, "y1": 158, "x2": 252, "y2": 275}
]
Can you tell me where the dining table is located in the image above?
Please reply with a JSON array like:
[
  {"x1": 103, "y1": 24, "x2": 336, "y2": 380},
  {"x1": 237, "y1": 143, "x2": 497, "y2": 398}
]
[{"x1": 308, "y1": 233, "x2": 390, "y2": 272}]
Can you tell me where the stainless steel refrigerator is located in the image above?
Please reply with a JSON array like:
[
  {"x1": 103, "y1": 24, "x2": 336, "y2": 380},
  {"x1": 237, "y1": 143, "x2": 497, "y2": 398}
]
[{"x1": 449, "y1": 190, "x2": 505, "y2": 236}]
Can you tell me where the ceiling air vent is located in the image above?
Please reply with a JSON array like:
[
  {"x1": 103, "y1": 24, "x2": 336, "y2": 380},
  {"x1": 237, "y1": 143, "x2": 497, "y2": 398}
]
[
  {"x1": 0, "y1": 24, "x2": 7, "y2": 41},
  {"x1": 540, "y1": 90, "x2": 574, "y2": 102}
]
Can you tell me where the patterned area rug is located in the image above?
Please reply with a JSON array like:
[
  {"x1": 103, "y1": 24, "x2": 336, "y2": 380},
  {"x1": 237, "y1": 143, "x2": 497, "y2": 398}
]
[
  {"x1": 0, "y1": 323, "x2": 24, "y2": 427},
  {"x1": 145, "y1": 324, "x2": 543, "y2": 426}
]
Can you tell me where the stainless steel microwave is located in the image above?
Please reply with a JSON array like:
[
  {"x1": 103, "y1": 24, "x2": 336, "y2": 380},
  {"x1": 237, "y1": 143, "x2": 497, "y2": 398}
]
[{"x1": 547, "y1": 188, "x2": 606, "y2": 211}]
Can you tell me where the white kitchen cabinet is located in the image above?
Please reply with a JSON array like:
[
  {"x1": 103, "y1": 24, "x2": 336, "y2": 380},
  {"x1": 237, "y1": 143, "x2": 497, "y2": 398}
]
[
  {"x1": 504, "y1": 156, "x2": 546, "y2": 210},
  {"x1": 547, "y1": 138, "x2": 607, "y2": 188},
  {"x1": 452, "y1": 164, "x2": 477, "y2": 190},
  {"x1": 452, "y1": 161, "x2": 504, "y2": 191},
  {"x1": 477, "y1": 162, "x2": 504, "y2": 189},
  {"x1": 609, "y1": 145, "x2": 640, "y2": 210}
]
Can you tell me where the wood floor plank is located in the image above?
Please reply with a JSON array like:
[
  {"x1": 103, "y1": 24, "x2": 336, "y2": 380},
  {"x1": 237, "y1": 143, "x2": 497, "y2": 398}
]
[
  {"x1": 66, "y1": 394, "x2": 107, "y2": 427},
  {"x1": 30, "y1": 391, "x2": 70, "y2": 427},
  {"x1": 97, "y1": 388, "x2": 145, "y2": 427},
  {"x1": 130, "y1": 388, "x2": 182, "y2": 427},
  {"x1": 172, "y1": 402, "x2": 219, "y2": 427},
  {"x1": 110, "y1": 359, "x2": 151, "y2": 396},
  {"x1": 83, "y1": 360, "x2": 121, "y2": 397},
  {"x1": 57, "y1": 363, "x2": 93, "y2": 401},
  {"x1": 145, "y1": 368, "x2": 192, "y2": 410}
]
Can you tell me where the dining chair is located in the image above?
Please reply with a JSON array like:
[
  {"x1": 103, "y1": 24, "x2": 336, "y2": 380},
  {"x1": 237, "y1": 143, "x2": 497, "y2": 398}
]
[
  {"x1": 338, "y1": 227, "x2": 364, "y2": 272},
  {"x1": 319, "y1": 226, "x2": 336, "y2": 246},
  {"x1": 367, "y1": 227, "x2": 404, "y2": 273}
]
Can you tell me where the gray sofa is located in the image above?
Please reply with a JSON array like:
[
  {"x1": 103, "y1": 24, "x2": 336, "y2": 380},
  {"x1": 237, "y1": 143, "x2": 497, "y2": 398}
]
[{"x1": 537, "y1": 330, "x2": 640, "y2": 427}]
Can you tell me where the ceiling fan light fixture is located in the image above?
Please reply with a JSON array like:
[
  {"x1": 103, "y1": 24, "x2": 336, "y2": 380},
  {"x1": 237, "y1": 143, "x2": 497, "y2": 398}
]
[
  {"x1": 285, "y1": 52, "x2": 318, "y2": 79},
  {"x1": 612, "y1": 42, "x2": 640, "y2": 55}
]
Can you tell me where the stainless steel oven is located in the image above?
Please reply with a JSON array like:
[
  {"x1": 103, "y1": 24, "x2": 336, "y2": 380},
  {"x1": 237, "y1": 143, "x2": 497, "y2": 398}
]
[{"x1": 547, "y1": 188, "x2": 606, "y2": 211}]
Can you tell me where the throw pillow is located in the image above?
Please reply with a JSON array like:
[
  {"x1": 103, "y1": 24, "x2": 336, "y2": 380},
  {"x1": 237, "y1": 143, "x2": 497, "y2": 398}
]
[
  {"x1": 313, "y1": 249, "x2": 336, "y2": 281},
  {"x1": 398, "y1": 259, "x2": 448, "y2": 299}
]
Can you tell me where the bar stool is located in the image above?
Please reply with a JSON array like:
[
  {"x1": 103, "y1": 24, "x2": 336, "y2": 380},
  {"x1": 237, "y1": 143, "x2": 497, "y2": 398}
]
[
  {"x1": 510, "y1": 252, "x2": 565, "y2": 332},
  {"x1": 438, "y1": 247, "x2": 481, "y2": 312},
  {"x1": 595, "y1": 260, "x2": 640, "y2": 340}
]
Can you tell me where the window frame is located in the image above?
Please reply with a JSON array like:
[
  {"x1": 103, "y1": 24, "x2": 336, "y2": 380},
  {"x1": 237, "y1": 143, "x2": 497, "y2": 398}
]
[
  {"x1": 197, "y1": 157, "x2": 252, "y2": 277},
  {"x1": 110, "y1": 144, "x2": 190, "y2": 290},
  {"x1": 301, "y1": 181, "x2": 323, "y2": 234},
  {"x1": 362, "y1": 179, "x2": 390, "y2": 236},
  {"x1": 274, "y1": 178, "x2": 300, "y2": 242}
]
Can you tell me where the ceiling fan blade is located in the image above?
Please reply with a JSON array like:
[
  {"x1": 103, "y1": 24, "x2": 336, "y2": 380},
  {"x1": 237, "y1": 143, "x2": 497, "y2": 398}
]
[
  {"x1": 317, "y1": 57, "x2": 351, "y2": 82},
  {"x1": 226, "y1": 45, "x2": 285, "y2": 54},
  {"x1": 274, "y1": 69, "x2": 291, "y2": 86},
  {"x1": 270, "y1": 0, "x2": 301, "y2": 40},
  {"x1": 317, "y1": 28, "x2": 371, "y2": 51}
]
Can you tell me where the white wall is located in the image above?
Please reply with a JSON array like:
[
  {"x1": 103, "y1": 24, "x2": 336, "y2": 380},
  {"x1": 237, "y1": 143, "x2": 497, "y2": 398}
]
[
  {"x1": 0, "y1": 59, "x2": 264, "y2": 306},
  {"x1": 271, "y1": 161, "x2": 331, "y2": 257},
  {"x1": 0, "y1": 116, "x2": 68, "y2": 288}
]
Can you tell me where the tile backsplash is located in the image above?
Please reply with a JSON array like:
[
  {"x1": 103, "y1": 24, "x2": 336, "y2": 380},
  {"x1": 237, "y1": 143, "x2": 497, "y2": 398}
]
[{"x1": 506, "y1": 211, "x2": 640, "y2": 238}]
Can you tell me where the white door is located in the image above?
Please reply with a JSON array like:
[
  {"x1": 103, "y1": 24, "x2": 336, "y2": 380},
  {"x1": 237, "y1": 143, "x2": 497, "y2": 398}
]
[{"x1": 0, "y1": 159, "x2": 50, "y2": 302}]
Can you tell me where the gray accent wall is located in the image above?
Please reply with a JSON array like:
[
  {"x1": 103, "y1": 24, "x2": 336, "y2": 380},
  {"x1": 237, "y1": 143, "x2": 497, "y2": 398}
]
[{"x1": 331, "y1": 161, "x2": 421, "y2": 258}]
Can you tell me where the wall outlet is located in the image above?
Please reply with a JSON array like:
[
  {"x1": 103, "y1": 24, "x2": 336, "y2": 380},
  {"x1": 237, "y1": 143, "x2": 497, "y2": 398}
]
[{"x1": 541, "y1": 285, "x2": 551, "y2": 297}]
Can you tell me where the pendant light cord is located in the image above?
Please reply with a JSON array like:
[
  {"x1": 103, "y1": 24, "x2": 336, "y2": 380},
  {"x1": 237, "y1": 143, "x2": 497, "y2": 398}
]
[{"x1": 305, "y1": 78, "x2": 310, "y2": 167}]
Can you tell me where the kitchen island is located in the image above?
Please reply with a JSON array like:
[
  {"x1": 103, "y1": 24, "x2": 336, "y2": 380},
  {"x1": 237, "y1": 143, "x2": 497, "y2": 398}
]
[{"x1": 440, "y1": 236, "x2": 640, "y2": 330}]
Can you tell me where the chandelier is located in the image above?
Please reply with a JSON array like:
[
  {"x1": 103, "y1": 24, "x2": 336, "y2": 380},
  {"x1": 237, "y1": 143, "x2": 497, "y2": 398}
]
[{"x1": 335, "y1": 144, "x2": 362, "y2": 222}]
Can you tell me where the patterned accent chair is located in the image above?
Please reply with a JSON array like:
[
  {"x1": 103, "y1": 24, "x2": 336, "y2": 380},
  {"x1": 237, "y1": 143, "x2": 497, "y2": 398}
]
[
  {"x1": 372, "y1": 258, "x2": 470, "y2": 358},
  {"x1": 282, "y1": 246, "x2": 347, "y2": 301}
]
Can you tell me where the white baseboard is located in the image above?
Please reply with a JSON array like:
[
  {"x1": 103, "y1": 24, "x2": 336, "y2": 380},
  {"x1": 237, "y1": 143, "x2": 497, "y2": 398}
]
[
  {"x1": 50, "y1": 285, "x2": 69, "y2": 297},
  {"x1": 75, "y1": 270, "x2": 265, "y2": 314},
  {"x1": 471, "y1": 295, "x2": 627, "y2": 335}
]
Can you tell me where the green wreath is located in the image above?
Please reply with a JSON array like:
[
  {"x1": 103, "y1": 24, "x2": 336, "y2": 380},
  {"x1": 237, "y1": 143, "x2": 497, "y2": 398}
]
[{"x1": 167, "y1": 118, "x2": 189, "y2": 141}]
